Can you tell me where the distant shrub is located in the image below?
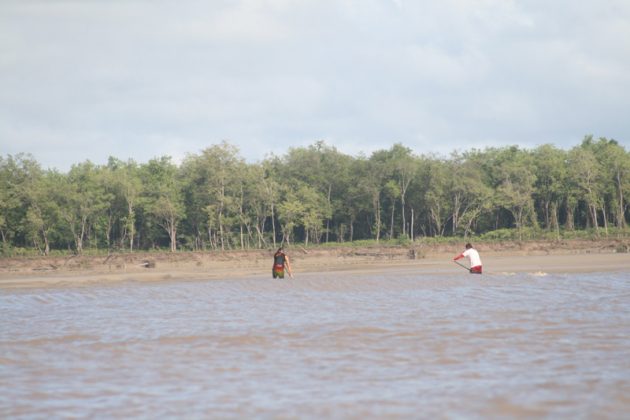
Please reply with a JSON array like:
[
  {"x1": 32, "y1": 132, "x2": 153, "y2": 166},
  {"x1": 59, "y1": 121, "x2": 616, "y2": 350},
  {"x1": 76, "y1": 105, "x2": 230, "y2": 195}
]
[
  {"x1": 348, "y1": 240, "x2": 379, "y2": 247},
  {"x1": 396, "y1": 234, "x2": 411, "y2": 246},
  {"x1": 479, "y1": 228, "x2": 518, "y2": 241},
  {"x1": 413, "y1": 236, "x2": 461, "y2": 246}
]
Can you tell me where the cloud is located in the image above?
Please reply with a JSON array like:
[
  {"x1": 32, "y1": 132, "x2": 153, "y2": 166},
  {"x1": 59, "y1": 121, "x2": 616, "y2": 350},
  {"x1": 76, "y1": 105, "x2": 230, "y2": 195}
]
[{"x1": 0, "y1": 0, "x2": 629, "y2": 170}]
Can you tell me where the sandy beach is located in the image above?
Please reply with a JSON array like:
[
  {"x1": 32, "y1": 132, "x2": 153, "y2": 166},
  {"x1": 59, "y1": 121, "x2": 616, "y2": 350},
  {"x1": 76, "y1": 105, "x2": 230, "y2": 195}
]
[{"x1": 1, "y1": 239, "x2": 629, "y2": 289}]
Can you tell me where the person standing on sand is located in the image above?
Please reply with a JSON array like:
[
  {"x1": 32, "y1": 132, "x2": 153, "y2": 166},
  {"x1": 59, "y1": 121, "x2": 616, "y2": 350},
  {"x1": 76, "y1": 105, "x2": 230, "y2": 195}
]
[
  {"x1": 272, "y1": 247, "x2": 293, "y2": 279},
  {"x1": 454, "y1": 243, "x2": 483, "y2": 274}
]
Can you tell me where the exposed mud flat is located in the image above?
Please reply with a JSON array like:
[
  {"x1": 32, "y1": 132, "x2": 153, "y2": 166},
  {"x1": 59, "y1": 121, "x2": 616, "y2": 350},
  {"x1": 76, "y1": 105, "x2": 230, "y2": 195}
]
[{"x1": 1, "y1": 239, "x2": 629, "y2": 289}]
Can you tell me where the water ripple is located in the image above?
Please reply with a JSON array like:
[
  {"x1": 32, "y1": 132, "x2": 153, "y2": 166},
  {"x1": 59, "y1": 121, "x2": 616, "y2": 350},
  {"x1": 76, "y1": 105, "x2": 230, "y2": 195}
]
[{"x1": 1, "y1": 272, "x2": 629, "y2": 418}]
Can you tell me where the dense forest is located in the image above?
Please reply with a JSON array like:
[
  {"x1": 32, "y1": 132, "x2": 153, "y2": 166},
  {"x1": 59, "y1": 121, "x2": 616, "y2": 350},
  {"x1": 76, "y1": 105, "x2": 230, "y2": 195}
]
[{"x1": 1, "y1": 136, "x2": 629, "y2": 255}]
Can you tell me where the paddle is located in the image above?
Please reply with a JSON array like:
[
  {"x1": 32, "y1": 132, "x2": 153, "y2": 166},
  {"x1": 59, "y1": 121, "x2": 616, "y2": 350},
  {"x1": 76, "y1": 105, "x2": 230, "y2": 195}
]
[{"x1": 453, "y1": 260, "x2": 470, "y2": 271}]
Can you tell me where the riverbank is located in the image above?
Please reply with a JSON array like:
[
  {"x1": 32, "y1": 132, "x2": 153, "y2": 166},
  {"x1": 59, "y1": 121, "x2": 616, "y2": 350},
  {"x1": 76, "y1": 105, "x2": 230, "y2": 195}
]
[{"x1": 1, "y1": 239, "x2": 629, "y2": 289}]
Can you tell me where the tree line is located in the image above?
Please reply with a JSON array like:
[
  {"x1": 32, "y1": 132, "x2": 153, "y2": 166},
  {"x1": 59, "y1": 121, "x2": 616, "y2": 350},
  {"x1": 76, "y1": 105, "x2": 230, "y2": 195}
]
[{"x1": 1, "y1": 136, "x2": 628, "y2": 255}]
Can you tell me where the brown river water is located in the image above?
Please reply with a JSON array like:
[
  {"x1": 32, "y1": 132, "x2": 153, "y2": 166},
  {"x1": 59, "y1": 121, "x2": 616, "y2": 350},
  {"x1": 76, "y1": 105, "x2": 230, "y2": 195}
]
[{"x1": 1, "y1": 270, "x2": 629, "y2": 418}]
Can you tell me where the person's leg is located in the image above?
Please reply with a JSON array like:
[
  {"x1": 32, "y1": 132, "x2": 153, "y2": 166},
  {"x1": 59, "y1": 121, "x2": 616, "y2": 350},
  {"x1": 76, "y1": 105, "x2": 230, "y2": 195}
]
[{"x1": 470, "y1": 265, "x2": 482, "y2": 274}]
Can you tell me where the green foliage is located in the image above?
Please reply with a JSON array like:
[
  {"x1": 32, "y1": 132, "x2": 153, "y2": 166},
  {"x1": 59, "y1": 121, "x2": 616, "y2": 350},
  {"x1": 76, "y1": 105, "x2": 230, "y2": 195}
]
[
  {"x1": 1, "y1": 136, "x2": 629, "y2": 254},
  {"x1": 396, "y1": 234, "x2": 412, "y2": 246}
]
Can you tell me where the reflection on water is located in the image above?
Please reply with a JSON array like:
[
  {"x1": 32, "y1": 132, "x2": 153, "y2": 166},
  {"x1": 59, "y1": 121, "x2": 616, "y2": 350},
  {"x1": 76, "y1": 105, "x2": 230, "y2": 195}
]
[{"x1": 2, "y1": 272, "x2": 629, "y2": 418}]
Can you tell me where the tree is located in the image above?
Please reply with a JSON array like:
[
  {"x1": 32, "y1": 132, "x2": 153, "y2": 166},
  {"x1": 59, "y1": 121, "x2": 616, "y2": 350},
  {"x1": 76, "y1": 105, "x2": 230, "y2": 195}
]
[
  {"x1": 582, "y1": 137, "x2": 629, "y2": 229},
  {"x1": 180, "y1": 156, "x2": 211, "y2": 250},
  {"x1": 485, "y1": 147, "x2": 538, "y2": 238},
  {"x1": 0, "y1": 155, "x2": 36, "y2": 252},
  {"x1": 107, "y1": 158, "x2": 143, "y2": 251},
  {"x1": 422, "y1": 157, "x2": 451, "y2": 237},
  {"x1": 568, "y1": 146, "x2": 605, "y2": 232},
  {"x1": 389, "y1": 144, "x2": 417, "y2": 238},
  {"x1": 445, "y1": 151, "x2": 495, "y2": 237},
  {"x1": 297, "y1": 184, "x2": 329, "y2": 246},
  {"x1": 279, "y1": 141, "x2": 354, "y2": 243},
  {"x1": 240, "y1": 163, "x2": 276, "y2": 249},
  {"x1": 276, "y1": 188, "x2": 305, "y2": 245},
  {"x1": 383, "y1": 180, "x2": 400, "y2": 239},
  {"x1": 339, "y1": 158, "x2": 372, "y2": 242},
  {"x1": 24, "y1": 170, "x2": 65, "y2": 255},
  {"x1": 205, "y1": 143, "x2": 244, "y2": 250},
  {"x1": 533, "y1": 145, "x2": 568, "y2": 236},
  {"x1": 141, "y1": 157, "x2": 183, "y2": 252},
  {"x1": 357, "y1": 157, "x2": 387, "y2": 241},
  {"x1": 2, "y1": 138, "x2": 629, "y2": 254},
  {"x1": 260, "y1": 158, "x2": 282, "y2": 247},
  {"x1": 371, "y1": 144, "x2": 416, "y2": 239},
  {"x1": 61, "y1": 161, "x2": 110, "y2": 253}
]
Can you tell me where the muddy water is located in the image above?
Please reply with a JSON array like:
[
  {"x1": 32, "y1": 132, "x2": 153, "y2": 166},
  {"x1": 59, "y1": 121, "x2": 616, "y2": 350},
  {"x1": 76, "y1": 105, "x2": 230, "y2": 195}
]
[{"x1": 2, "y1": 272, "x2": 629, "y2": 418}]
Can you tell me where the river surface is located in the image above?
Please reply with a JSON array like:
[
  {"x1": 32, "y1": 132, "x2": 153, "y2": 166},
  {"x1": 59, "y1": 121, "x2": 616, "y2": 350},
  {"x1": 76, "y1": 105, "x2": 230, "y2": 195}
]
[{"x1": 1, "y1": 271, "x2": 629, "y2": 418}]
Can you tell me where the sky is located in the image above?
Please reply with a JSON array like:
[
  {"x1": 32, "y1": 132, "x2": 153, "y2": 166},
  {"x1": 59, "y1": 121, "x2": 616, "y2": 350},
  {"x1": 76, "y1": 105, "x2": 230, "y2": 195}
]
[{"x1": 1, "y1": 0, "x2": 630, "y2": 171}]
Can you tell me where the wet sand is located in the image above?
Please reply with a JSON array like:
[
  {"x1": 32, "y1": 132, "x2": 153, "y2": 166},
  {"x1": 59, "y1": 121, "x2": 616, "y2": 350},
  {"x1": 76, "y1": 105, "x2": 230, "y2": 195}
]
[{"x1": 1, "y1": 247, "x2": 629, "y2": 289}]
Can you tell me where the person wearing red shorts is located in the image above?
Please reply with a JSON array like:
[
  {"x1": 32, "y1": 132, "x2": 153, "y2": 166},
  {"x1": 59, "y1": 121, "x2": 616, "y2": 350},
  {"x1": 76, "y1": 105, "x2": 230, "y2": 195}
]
[
  {"x1": 454, "y1": 243, "x2": 483, "y2": 274},
  {"x1": 272, "y1": 247, "x2": 293, "y2": 279}
]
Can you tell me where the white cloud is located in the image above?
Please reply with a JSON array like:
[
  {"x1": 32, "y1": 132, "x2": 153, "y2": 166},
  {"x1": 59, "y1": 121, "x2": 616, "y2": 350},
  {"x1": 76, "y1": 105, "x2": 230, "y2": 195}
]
[{"x1": 1, "y1": 0, "x2": 629, "y2": 171}]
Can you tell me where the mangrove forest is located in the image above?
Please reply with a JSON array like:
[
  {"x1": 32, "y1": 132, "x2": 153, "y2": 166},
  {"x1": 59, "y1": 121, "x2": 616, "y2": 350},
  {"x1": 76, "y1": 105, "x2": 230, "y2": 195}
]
[{"x1": 1, "y1": 135, "x2": 629, "y2": 255}]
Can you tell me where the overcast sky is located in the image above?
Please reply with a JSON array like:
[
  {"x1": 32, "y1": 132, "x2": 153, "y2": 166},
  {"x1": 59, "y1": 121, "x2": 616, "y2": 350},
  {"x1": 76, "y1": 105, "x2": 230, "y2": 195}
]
[{"x1": 1, "y1": 0, "x2": 629, "y2": 171}]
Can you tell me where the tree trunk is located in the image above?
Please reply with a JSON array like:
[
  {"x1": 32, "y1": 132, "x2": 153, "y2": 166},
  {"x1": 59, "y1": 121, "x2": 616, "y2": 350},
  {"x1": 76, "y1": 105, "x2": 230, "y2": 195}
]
[
  {"x1": 128, "y1": 203, "x2": 135, "y2": 252},
  {"x1": 239, "y1": 184, "x2": 245, "y2": 249},
  {"x1": 590, "y1": 203, "x2": 599, "y2": 231},
  {"x1": 389, "y1": 202, "x2": 395, "y2": 239},
  {"x1": 431, "y1": 204, "x2": 445, "y2": 237},
  {"x1": 271, "y1": 204, "x2": 277, "y2": 248},
  {"x1": 400, "y1": 195, "x2": 406, "y2": 238},
  {"x1": 255, "y1": 225, "x2": 266, "y2": 249},
  {"x1": 565, "y1": 202, "x2": 575, "y2": 231},
  {"x1": 75, "y1": 215, "x2": 87, "y2": 254},
  {"x1": 350, "y1": 215, "x2": 354, "y2": 242},
  {"x1": 373, "y1": 193, "x2": 381, "y2": 242},
  {"x1": 543, "y1": 200, "x2": 551, "y2": 230},
  {"x1": 42, "y1": 228, "x2": 50, "y2": 256},
  {"x1": 208, "y1": 227, "x2": 216, "y2": 250},
  {"x1": 218, "y1": 207, "x2": 225, "y2": 251},
  {"x1": 616, "y1": 171, "x2": 625, "y2": 228},
  {"x1": 325, "y1": 184, "x2": 331, "y2": 243},
  {"x1": 551, "y1": 202, "x2": 560, "y2": 240},
  {"x1": 169, "y1": 219, "x2": 177, "y2": 252},
  {"x1": 0, "y1": 229, "x2": 6, "y2": 251},
  {"x1": 452, "y1": 194, "x2": 461, "y2": 235}
]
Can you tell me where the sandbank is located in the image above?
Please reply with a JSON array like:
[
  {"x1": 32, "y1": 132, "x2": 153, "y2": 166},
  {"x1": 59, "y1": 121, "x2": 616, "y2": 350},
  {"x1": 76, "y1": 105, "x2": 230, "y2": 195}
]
[{"x1": 1, "y1": 240, "x2": 629, "y2": 289}]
